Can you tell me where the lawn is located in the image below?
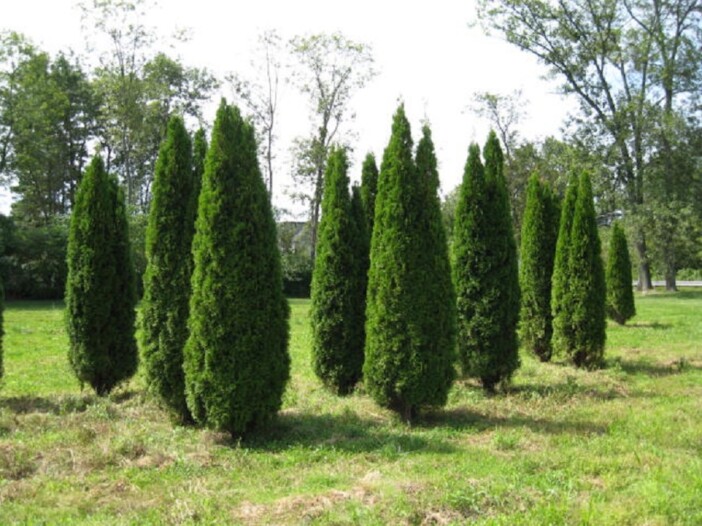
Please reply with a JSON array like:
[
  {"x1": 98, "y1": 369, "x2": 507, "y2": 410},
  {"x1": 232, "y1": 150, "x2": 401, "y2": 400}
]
[{"x1": 1, "y1": 292, "x2": 701, "y2": 525}]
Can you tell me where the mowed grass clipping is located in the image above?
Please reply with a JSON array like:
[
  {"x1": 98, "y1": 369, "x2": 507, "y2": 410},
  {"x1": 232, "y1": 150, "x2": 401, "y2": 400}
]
[{"x1": 1, "y1": 292, "x2": 701, "y2": 525}]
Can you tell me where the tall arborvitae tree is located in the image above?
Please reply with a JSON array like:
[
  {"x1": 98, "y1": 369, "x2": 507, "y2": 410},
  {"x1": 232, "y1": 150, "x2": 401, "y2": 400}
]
[
  {"x1": 551, "y1": 173, "x2": 579, "y2": 358},
  {"x1": 66, "y1": 155, "x2": 137, "y2": 396},
  {"x1": 567, "y1": 173, "x2": 606, "y2": 368},
  {"x1": 364, "y1": 105, "x2": 455, "y2": 422},
  {"x1": 350, "y1": 183, "x2": 369, "y2": 362},
  {"x1": 519, "y1": 174, "x2": 560, "y2": 361},
  {"x1": 453, "y1": 132, "x2": 520, "y2": 391},
  {"x1": 184, "y1": 100, "x2": 289, "y2": 436},
  {"x1": 606, "y1": 221, "x2": 636, "y2": 325},
  {"x1": 310, "y1": 148, "x2": 364, "y2": 394},
  {"x1": 140, "y1": 115, "x2": 197, "y2": 423},
  {"x1": 360, "y1": 152, "x2": 379, "y2": 236},
  {"x1": 0, "y1": 278, "x2": 4, "y2": 384},
  {"x1": 192, "y1": 127, "x2": 207, "y2": 195}
]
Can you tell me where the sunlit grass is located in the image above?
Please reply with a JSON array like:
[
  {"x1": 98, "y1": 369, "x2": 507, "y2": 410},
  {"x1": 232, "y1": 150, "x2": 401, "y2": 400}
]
[{"x1": 1, "y1": 290, "x2": 701, "y2": 524}]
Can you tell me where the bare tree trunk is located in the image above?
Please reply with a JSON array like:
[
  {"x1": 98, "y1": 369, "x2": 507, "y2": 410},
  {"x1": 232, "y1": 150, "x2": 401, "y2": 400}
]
[{"x1": 635, "y1": 235, "x2": 653, "y2": 291}]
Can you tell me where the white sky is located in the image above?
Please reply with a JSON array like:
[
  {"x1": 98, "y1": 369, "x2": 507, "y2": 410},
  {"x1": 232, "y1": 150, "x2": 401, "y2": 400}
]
[{"x1": 0, "y1": 0, "x2": 576, "y2": 217}]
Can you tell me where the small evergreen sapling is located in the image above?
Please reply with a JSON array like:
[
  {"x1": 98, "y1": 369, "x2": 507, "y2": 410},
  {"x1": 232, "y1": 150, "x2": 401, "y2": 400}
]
[{"x1": 606, "y1": 221, "x2": 636, "y2": 324}]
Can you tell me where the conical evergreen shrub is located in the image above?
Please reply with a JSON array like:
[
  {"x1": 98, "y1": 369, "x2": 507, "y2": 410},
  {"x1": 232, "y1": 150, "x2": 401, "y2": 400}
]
[
  {"x1": 184, "y1": 100, "x2": 289, "y2": 436},
  {"x1": 360, "y1": 152, "x2": 379, "y2": 236},
  {"x1": 567, "y1": 173, "x2": 606, "y2": 368},
  {"x1": 66, "y1": 155, "x2": 137, "y2": 396},
  {"x1": 350, "y1": 183, "x2": 369, "y2": 362},
  {"x1": 310, "y1": 147, "x2": 364, "y2": 394},
  {"x1": 606, "y1": 221, "x2": 636, "y2": 325},
  {"x1": 519, "y1": 174, "x2": 560, "y2": 361},
  {"x1": 453, "y1": 132, "x2": 520, "y2": 391},
  {"x1": 140, "y1": 115, "x2": 197, "y2": 423},
  {"x1": 551, "y1": 173, "x2": 579, "y2": 357},
  {"x1": 364, "y1": 105, "x2": 455, "y2": 422},
  {"x1": 192, "y1": 127, "x2": 207, "y2": 197},
  {"x1": 0, "y1": 278, "x2": 4, "y2": 384}
]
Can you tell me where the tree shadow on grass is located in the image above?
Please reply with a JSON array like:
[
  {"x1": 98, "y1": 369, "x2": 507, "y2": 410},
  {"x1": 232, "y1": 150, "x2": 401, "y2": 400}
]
[
  {"x1": 0, "y1": 394, "x2": 97, "y2": 415},
  {"x1": 420, "y1": 407, "x2": 607, "y2": 436},
  {"x1": 229, "y1": 410, "x2": 457, "y2": 455},
  {"x1": 639, "y1": 290, "x2": 702, "y2": 301},
  {"x1": 506, "y1": 380, "x2": 625, "y2": 402},
  {"x1": 625, "y1": 321, "x2": 672, "y2": 330},
  {"x1": 609, "y1": 356, "x2": 700, "y2": 377}
]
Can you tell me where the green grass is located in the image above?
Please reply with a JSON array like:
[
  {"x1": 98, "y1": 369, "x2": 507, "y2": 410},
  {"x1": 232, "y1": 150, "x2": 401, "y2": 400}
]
[{"x1": 1, "y1": 292, "x2": 701, "y2": 525}]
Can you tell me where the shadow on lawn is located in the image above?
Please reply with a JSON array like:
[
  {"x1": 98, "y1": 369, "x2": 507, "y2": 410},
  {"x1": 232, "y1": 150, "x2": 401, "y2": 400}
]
[
  {"x1": 610, "y1": 357, "x2": 700, "y2": 377},
  {"x1": 420, "y1": 407, "x2": 607, "y2": 436},
  {"x1": 625, "y1": 321, "x2": 672, "y2": 330},
  {"x1": 237, "y1": 410, "x2": 457, "y2": 455},
  {"x1": 0, "y1": 394, "x2": 94, "y2": 415}
]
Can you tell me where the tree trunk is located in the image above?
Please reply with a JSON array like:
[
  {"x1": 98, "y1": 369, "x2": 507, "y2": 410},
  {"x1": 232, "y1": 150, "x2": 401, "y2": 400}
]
[{"x1": 634, "y1": 236, "x2": 653, "y2": 291}]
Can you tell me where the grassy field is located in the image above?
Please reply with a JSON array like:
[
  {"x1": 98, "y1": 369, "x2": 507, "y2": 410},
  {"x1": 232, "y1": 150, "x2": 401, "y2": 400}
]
[{"x1": 1, "y1": 291, "x2": 701, "y2": 525}]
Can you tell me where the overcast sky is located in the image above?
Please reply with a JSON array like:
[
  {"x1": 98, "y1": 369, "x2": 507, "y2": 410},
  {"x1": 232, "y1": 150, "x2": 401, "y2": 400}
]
[{"x1": 1, "y1": 0, "x2": 576, "y2": 216}]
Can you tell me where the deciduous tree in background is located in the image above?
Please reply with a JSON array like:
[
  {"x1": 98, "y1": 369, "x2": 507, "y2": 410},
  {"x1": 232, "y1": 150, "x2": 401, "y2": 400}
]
[
  {"x1": 140, "y1": 115, "x2": 197, "y2": 423},
  {"x1": 184, "y1": 100, "x2": 289, "y2": 436},
  {"x1": 606, "y1": 221, "x2": 636, "y2": 325},
  {"x1": 65, "y1": 155, "x2": 137, "y2": 396},
  {"x1": 364, "y1": 105, "x2": 455, "y2": 422},
  {"x1": 289, "y1": 32, "x2": 376, "y2": 261}
]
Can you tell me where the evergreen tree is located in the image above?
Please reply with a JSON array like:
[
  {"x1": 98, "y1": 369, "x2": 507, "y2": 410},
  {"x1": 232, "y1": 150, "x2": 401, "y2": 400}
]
[
  {"x1": 192, "y1": 127, "x2": 207, "y2": 196},
  {"x1": 65, "y1": 155, "x2": 137, "y2": 396},
  {"x1": 606, "y1": 221, "x2": 636, "y2": 325},
  {"x1": 350, "y1": 183, "x2": 370, "y2": 363},
  {"x1": 551, "y1": 173, "x2": 579, "y2": 357},
  {"x1": 310, "y1": 147, "x2": 364, "y2": 394},
  {"x1": 453, "y1": 132, "x2": 520, "y2": 391},
  {"x1": 184, "y1": 100, "x2": 289, "y2": 436},
  {"x1": 140, "y1": 115, "x2": 197, "y2": 423},
  {"x1": 0, "y1": 277, "x2": 4, "y2": 384},
  {"x1": 519, "y1": 174, "x2": 560, "y2": 361},
  {"x1": 567, "y1": 173, "x2": 606, "y2": 367},
  {"x1": 364, "y1": 105, "x2": 455, "y2": 422},
  {"x1": 360, "y1": 152, "x2": 379, "y2": 235}
]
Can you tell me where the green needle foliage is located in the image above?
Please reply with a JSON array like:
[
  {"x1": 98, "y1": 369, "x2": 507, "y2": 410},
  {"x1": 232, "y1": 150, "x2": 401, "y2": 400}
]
[
  {"x1": 0, "y1": 277, "x2": 4, "y2": 384},
  {"x1": 192, "y1": 127, "x2": 207, "y2": 196},
  {"x1": 606, "y1": 221, "x2": 636, "y2": 325},
  {"x1": 311, "y1": 148, "x2": 364, "y2": 394},
  {"x1": 453, "y1": 132, "x2": 520, "y2": 391},
  {"x1": 364, "y1": 105, "x2": 455, "y2": 422},
  {"x1": 140, "y1": 115, "x2": 198, "y2": 423},
  {"x1": 553, "y1": 173, "x2": 606, "y2": 367},
  {"x1": 519, "y1": 174, "x2": 560, "y2": 361},
  {"x1": 551, "y1": 173, "x2": 579, "y2": 358},
  {"x1": 350, "y1": 183, "x2": 370, "y2": 359},
  {"x1": 65, "y1": 155, "x2": 137, "y2": 396},
  {"x1": 360, "y1": 152, "x2": 379, "y2": 236},
  {"x1": 184, "y1": 100, "x2": 290, "y2": 436}
]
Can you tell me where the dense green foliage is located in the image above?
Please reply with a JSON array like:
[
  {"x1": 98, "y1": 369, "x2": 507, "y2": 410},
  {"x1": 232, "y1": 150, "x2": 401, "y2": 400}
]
[
  {"x1": 310, "y1": 148, "x2": 364, "y2": 394},
  {"x1": 453, "y1": 133, "x2": 520, "y2": 391},
  {"x1": 364, "y1": 106, "x2": 455, "y2": 421},
  {"x1": 65, "y1": 156, "x2": 137, "y2": 396},
  {"x1": 519, "y1": 174, "x2": 559, "y2": 361},
  {"x1": 140, "y1": 116, "x2": 197, "y2": 423},
  {"x1": 606, "y1": 221, "x2": 636, "y2": 325},
  {"x1": 551, "y1": 173, "x2": 579, "y2": 358},
  {"x1": 553, "y1": 173, "x2": 606, "y2": 368},
  {"x1": 350, "y1": 183, "x2": 369, "y2": 364},
  {"x1": 184, "y1": 100, "x2": 289, "y2": 436},
  {"x1": 0, "y1": 273, "x2": 3, "y2": 382},
  {"x1": 360, "y1": 152, "x2": 379, "y2": 236}
]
